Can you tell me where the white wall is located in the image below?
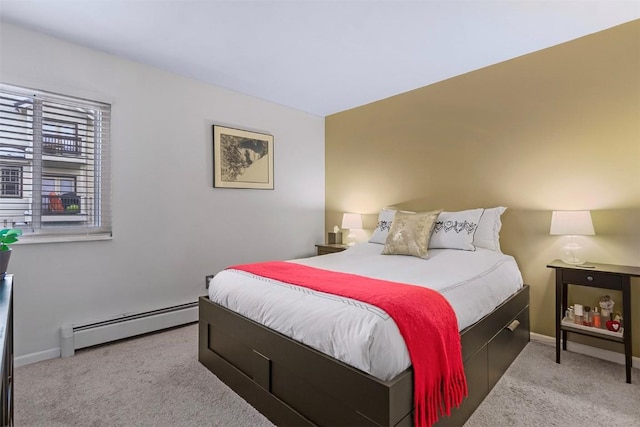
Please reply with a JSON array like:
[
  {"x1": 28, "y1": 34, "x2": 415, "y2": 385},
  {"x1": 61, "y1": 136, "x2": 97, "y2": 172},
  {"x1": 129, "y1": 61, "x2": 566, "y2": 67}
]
[{"x1": 0, "y1": 23, "x2": 325, "y2": 361}]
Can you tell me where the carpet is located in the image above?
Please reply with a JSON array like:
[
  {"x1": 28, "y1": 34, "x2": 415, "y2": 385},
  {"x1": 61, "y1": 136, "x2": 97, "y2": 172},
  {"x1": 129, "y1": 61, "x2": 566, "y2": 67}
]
[
  {"x1": 15, "y1": 324, "x2": 640, "y2": 426},
  {"x1": 465, "y1": 340, "x2": 640, "y2": 426},
  {"x1": 15, "y1": 324, "x2": 273, "y2": 427}
]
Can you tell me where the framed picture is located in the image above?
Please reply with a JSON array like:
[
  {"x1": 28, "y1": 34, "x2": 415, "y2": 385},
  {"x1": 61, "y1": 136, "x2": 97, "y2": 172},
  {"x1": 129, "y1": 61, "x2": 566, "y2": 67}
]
[{"x1": 212, "y1": 125, "x2": 274, "y2": 189}]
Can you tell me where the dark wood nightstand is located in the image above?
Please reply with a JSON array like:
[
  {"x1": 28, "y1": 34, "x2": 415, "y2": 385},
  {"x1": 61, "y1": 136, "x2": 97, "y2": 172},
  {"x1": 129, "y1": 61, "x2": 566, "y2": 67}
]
[
  {"x1": 315, "y1": 244, "x2": 348, "y2": 256},
  {"x1": 547, "y1": 260, "x2": 640, "y2": 383}
]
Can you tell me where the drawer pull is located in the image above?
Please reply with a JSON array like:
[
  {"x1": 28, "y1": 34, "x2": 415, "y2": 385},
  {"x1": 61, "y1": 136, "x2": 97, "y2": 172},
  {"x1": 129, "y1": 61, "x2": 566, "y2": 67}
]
[
  {"x1": 506, "y1": 320, "x2": 520, "y2": 332},
  {"x1": 587, "y1": 276, "x2": 594, "y2": 281}
]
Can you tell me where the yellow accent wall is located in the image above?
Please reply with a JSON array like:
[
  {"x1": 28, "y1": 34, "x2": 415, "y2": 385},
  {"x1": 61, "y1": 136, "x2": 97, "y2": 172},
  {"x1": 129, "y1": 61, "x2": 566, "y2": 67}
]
[{"x1": 325, "y1": 21, "x2": 640, "y2": 356}]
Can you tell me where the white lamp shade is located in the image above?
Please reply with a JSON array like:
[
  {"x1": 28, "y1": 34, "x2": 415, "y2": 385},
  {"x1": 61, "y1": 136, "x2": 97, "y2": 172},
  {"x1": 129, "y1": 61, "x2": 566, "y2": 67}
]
[
  {"x1": 550, "y1": 210, "x2": 595, "y2": 236},
  {"x1": 341, "y1": 213, "x2": 362, "y2": 230}
]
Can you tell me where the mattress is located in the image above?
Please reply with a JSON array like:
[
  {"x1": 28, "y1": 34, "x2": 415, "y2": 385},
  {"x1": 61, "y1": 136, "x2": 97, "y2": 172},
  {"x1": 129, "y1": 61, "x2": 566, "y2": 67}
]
[{"x1": 208, "y1": 242, "x2": 523, "y2": 381}]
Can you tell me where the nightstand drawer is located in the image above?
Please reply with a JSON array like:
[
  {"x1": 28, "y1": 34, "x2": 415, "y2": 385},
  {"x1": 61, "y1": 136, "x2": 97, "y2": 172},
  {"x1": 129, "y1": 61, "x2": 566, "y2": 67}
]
[{"x1": 562, "y1": 269, "x2": 622, "y2": 289}]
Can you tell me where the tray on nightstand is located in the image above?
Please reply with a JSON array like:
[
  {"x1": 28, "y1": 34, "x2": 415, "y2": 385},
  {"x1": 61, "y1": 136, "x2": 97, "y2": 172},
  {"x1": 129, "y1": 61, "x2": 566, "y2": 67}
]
[{"x1": 561, "y1": 317, "x2": 623, "y2": 341}]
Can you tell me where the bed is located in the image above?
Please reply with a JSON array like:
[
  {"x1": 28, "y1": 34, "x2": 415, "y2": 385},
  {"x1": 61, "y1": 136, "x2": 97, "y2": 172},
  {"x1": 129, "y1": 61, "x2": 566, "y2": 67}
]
[
  {"x1": 199, "y1": 207, "x2": 529, "y2": 426},
  {"x1": 199, "y1": 246, "x2": 530, "y2": 426}
]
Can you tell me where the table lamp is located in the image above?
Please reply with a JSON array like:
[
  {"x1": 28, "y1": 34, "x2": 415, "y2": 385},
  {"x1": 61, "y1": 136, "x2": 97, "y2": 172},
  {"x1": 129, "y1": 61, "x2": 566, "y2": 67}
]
[
  {"x1": 341, "y1": 213, "x2": 362, "y2": 246},
  {"x1": 549, "y1": 210, "x2": 595, "y2": 265}
]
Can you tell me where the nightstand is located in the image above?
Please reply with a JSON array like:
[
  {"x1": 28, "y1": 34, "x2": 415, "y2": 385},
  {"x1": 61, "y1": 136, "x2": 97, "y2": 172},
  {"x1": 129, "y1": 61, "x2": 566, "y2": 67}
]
[
  {"x1": 547, "y1": 260, "x2": 640, "y2": 383},
  {"x1": 315, "y1": 243, "x2": 348, "y2": 256}
]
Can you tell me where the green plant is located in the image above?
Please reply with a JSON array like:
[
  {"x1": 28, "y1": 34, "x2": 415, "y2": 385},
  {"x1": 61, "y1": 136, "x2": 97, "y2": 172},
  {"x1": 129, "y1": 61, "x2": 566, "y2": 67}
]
[{"x1": 0, "y1": 229, "x2": 22, "y2": 251}]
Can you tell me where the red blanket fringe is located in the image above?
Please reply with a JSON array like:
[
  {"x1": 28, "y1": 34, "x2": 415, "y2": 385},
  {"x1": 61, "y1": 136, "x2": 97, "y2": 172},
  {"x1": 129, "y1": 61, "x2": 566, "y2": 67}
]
[{"x1": 228, "y1": 261, "x2": 468, "y2": 427}]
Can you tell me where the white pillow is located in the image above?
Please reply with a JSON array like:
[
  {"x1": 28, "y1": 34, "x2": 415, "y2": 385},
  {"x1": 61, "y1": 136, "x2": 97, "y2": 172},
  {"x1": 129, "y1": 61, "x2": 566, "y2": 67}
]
[
  {"x1": 429, "y1": 208, "x2": 484, "y2": 251},
  {"x1": 369, "y1": 208, "x2": 414, "y2": 244},
  {"x1": 473, "y1": 206, "x2": 507, "y2": 252}
]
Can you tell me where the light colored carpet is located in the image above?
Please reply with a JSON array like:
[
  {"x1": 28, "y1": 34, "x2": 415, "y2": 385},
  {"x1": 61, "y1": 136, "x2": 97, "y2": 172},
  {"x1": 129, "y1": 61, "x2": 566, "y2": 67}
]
[
  {"x1": 15, "y1": 324, "x2": 273, "y2": 427},
  {"x1": 15, "y1": 324, "x2": 640, "y2": 426},
  {"x1": 465, "y1": 341, "x2": 640, "y2": 426}
]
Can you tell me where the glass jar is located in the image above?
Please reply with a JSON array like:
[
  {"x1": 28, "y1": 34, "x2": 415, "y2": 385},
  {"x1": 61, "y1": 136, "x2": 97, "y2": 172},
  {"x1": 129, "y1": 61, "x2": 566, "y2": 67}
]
[
  {"x1": 583, "y1": 306, "x2": 592, "y2": 327},
  {"x1": 567, "y1": 306, "x2": 574, "y2": 322},
  {"x1": 574, "y1": 304, "x2": 584, "y2": 325}
]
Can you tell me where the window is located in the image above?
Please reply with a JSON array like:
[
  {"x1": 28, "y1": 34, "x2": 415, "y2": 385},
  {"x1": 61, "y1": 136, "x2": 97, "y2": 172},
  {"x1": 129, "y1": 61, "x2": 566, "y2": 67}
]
[
  {"x1": 1, "y1": 166, "x2": 22, "y2": 198},
  {"x1": 42, "y1": 175, "x2": 77, "y2": 214},
  {"x1": 43, "y1": 176, "x2": 76, "y2": 194},
  {"x1": 0, "y1": 84, "x2": 111, "y2": 238},
  {"x1": 43, "y1": 119, "x2": 81, "y2": 155}
]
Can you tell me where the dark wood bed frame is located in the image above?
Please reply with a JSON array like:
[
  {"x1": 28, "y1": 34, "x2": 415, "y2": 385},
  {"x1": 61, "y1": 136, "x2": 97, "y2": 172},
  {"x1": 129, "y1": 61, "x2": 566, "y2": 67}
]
[{"x1": 199, "y1": 284, "x2": 529, "y2": 427}]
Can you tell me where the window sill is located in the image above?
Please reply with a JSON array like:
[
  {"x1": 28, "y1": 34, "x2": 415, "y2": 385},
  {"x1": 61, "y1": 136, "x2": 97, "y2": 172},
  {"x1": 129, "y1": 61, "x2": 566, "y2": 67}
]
[{"x1": 14, "y1": 233, "x2": 112, "y2": 245}]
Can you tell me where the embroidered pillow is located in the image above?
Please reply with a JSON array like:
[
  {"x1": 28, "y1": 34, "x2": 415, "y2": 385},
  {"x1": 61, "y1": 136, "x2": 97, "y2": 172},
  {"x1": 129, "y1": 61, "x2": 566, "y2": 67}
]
[
  {"x1": 429, "y1": 208, "x2": 484, "y2": 251},
  {"x1": 473, "y1": 206, "x2": 507, "y2": 252},
  {"x1": 369, "y1": 207, "x2": 415, "y2": 244},
  {"x1": 369, "y1": 208, "x2": 397, "y2": 244},
  {"x1": 382, "y1": 210, "x2": 441, "y2": 259}
]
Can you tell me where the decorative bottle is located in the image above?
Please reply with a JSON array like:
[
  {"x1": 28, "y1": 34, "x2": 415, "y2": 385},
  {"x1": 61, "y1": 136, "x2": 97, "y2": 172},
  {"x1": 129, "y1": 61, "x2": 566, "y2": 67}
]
[
  {"x1": 583, "y1": 306, "x2": 592, "y2": 327},
  {"x1": 592, "y1": 307, "x2": 601, "y2": 328},
  {"x1": 599, "y1": 295, "x2": 614, "y2": 321}
]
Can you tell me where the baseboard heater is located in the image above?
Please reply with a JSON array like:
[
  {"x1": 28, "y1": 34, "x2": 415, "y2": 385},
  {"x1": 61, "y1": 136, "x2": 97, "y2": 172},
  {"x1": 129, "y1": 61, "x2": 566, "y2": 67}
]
[{"x1": 60, "y1": 301, "x2": 198, "y2": 357}]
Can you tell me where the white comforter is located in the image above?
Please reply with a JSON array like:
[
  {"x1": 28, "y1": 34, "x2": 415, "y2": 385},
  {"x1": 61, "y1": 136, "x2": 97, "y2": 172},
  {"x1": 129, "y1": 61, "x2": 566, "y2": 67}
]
[{"x1": 208, "y1": 243, "x2": 523, "y2": 381}]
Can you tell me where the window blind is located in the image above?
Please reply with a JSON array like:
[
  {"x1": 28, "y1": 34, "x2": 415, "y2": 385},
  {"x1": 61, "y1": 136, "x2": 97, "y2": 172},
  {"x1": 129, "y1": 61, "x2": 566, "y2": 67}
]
[{"x1": 0, "y1": 84, "x2": 111, "y2": 239}]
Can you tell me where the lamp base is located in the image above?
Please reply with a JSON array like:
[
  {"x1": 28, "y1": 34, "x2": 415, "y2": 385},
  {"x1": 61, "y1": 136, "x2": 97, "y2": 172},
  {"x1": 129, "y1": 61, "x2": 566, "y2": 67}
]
[
  {"x1": 560, "y1": 242, "x2": 586, "y2": 265},
  {"x1": 346, "y1": 231, "x2": 356, "y2": 246}
]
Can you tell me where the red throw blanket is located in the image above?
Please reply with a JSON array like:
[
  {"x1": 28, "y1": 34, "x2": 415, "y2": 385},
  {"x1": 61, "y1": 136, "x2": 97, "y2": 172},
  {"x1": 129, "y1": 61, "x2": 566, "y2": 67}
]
[{"x1": 228, "y1": 261, "x2": 467, "y2": 427}]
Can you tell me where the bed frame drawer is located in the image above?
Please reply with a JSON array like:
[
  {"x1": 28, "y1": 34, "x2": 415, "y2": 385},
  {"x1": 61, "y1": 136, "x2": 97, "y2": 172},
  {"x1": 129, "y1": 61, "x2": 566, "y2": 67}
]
[{"x1": 487, "y1": 306, "x2": 530, "y2": 389}]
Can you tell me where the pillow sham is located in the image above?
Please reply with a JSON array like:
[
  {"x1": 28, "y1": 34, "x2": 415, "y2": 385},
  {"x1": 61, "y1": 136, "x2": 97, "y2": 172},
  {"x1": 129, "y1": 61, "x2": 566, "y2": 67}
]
[
  {"x1": 473, "y1": 206, "x2": 507, "y2": 252},
  {"x1": 369, "y1": 207, "x2": 415, "y2": 244},
  {"x1": 429, "y1": 208, "x2": 484, "y2": 251},
  {"x1": 369, "y1": 208, "x2": 397, "y2": 244},
  {"x1": 382, "y1": 210, "x2": 441, "y2": 259}
]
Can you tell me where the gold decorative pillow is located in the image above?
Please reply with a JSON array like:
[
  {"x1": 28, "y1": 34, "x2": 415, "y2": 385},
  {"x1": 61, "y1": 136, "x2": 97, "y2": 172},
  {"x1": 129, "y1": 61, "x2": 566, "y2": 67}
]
[{"x1": 382, "y1": 210, "x2": 442, "y2": 259}]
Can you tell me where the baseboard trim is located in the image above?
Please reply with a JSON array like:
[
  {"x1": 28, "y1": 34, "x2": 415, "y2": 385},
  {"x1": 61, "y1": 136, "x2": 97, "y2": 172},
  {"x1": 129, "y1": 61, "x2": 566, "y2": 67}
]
[
  {"x1": 16, "y1": 305, "x2": 198, "y2": 367},
  {"x1": 531, "y1": 332, "x2": 640, "y2": 367},
  {"x1": 15, "y1": 347, "x2": 60, "y2": 368},
  {"x1": 63, "y1": 303, "x2": 198, "y2": 357}
]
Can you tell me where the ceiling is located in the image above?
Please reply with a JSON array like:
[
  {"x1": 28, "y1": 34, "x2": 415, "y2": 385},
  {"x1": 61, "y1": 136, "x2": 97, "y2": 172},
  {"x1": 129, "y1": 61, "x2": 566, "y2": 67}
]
[{"x1": 1, "y1": 1, "x2": 638, "y2": 116}]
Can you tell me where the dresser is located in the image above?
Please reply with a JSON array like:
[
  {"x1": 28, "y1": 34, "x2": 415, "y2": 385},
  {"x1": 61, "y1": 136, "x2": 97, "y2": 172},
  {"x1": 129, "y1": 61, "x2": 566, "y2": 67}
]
[{"x1": 0, "y1": 275, "x2": 13, "y2": 426}]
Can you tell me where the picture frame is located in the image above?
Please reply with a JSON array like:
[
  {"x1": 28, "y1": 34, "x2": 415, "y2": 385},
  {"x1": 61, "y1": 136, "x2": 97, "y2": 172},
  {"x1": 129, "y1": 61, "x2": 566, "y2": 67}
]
[{"x1": 212, "y1": 125, "x2": 274, "y2": 189}]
